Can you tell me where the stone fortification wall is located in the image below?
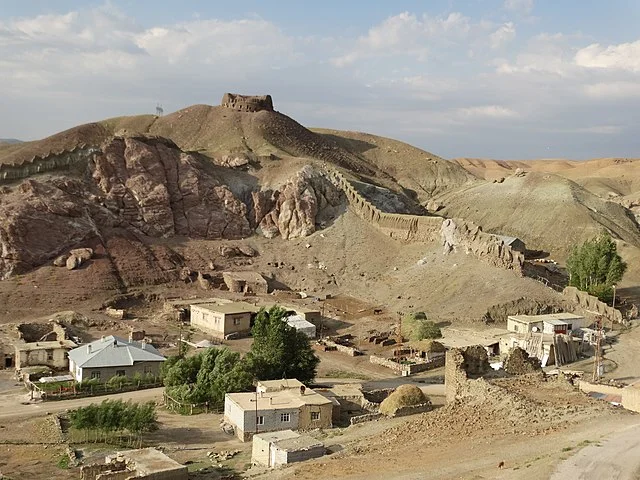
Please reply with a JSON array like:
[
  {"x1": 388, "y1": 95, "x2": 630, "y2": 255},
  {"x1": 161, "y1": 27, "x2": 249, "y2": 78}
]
[
  {"x1": 324, "y1": 169, "x2": 442, "y2": 242},
  {"x1": 324, "y1": 168, "x2": 524, "y2": 274},
  {"x1": 444, "y1": 346, "x2": 491, "y2": 404},
  {"x1": 0, "y1": 145, "x2": 100, "y2": 184},
  {"x1": 441, "y1": 218, "x2": 524, "y2": 274},
  {"x1": 221, "y1": 93, "x2": 274, "y2": 112},
  {"x1": 563, "y1": 286, "x2": 623, "y2": 324}
]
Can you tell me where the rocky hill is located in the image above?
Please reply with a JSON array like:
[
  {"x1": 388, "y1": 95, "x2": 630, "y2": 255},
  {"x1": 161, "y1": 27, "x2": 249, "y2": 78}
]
[{"x1": 1, "y1": 94, "x2": 639, "y2": 321}]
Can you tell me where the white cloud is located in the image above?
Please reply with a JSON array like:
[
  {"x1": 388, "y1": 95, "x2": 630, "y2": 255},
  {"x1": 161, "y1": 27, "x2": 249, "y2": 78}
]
[
  {"x1": 584, "y1": 81, "x2": 640, "y2": 99},
  {"x1": 458, "y1": 105, "x2": 518, "y2": 118},
  {"x1": 575, "y1": 40, "x2": 640, "y2": 72},
  {"x1": 331, "y1": 12, "x2": 472, "y2": 66},
  {"x1": 504, "y1": 0, "x2": 534, "y2": 15},
  {"x1": 490, "y1": 22, "x2": 516, "y2": 49}
]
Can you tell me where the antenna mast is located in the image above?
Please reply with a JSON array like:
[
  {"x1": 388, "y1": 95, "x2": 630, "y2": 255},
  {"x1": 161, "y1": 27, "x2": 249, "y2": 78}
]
[{"x1": 155, "y1": 103, "x2": 164, "y2": 116}]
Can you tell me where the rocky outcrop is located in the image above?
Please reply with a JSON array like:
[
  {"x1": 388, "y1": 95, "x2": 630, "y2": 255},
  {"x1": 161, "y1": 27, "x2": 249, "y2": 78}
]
[
  {"x1": 253, "y1": 166, "x2": 343, "y2": 239},
  {"x1": 93, "y1": 136, "x2": 251, "y2": 239},
  {"x1": 0, "y1": 179, "x2": 102, "y2": 279},
  {"x1": 0, "y1": 135, "x2": 252, "y2": 279},
  {"x1": 441, "y1": 218, "x2": 524, "y2": 274}
]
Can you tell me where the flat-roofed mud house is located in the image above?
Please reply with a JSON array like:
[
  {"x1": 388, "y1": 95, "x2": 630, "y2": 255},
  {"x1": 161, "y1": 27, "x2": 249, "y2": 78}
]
[
  {"x1": 252, "y1": 430, "x2": 325, "y2": 467},
  {"x1": 224, "y1": 379, "x2": 333, "y2": 441},
  {"x1": 190, "y1": 302, "x2": 259, "y2": 339}
]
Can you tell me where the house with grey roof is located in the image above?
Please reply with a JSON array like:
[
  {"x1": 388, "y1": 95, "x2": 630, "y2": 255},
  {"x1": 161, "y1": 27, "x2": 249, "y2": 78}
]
[{"x1": 68, "y1": 336, "x2": 165, "y2": 383}]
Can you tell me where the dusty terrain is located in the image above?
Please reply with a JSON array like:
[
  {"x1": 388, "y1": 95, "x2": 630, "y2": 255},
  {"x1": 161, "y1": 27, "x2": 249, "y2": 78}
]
[{"x1": 0, "y1": 98, "x2": 639, "y2": 480}]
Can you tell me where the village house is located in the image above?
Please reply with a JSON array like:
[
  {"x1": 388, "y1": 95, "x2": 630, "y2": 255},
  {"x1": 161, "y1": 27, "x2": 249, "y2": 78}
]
[
  {"x1": 190, "y1": 302, "x2": 259, "y2": 339},
  {"x1": 252, "y1": 429, "x2": 325, "y2": 468},
  {"x1": 223, "y1": 271, "x2": 269, "y2": 294},
  {"x1": 14, "y1": 339, "x2": 77, "y2": 371},
  {"x1": 68, "y1": 336, "x2": 165, "y2": 383},
  {"x1": 506, "y1": 313, "x2": 584, "y2": 335},
  {"x1": 224, "y1": 379, "x2": 333, "y2": 441}
]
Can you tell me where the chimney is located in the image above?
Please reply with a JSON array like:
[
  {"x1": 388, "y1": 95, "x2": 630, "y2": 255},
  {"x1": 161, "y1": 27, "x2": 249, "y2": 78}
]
[
  {"x1": 141, "y1": 340, "x2": 147, "y2": 350},
  {"x1": 129, "y1": 331, "x2": 133, "y2": 343},
  {"x1": 87, "y1": 344, "x2": 92, "y2": 354},
  {"x1": 300, "y1": 385, "x2": 306, "y2": 396}
]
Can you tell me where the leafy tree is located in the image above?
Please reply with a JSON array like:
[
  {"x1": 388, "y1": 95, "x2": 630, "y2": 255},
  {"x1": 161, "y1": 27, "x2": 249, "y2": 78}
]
[
  {"x1": 405, "y1": 312, "x2": 442, "y2": 341},
  {"x1": 245, "y1": 306, "x2": 320, "y2": 384},
  {"x1": 567, "y1": 232, "x2": 627, "y2": 302},
  {"x1": 164, "y1": 347, "x2": 253, "y2": 409},
  {"x1": 69, "y1": 400, "x2": 157, "y2": 446}
]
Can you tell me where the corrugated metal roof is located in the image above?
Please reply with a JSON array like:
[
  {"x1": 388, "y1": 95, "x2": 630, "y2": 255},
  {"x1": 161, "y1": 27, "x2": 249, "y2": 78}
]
[{"x1": 68, "y1": 335, "x2": 165, "y2": 368}]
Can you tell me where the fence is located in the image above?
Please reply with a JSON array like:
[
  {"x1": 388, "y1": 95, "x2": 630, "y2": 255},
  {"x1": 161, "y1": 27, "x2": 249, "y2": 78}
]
[
  {"x1": 163, "y1": 391, "x2": 222, "y2": 415},
  {"x1": 31, "y1": 378, "x2": 163, "y2": 401}
]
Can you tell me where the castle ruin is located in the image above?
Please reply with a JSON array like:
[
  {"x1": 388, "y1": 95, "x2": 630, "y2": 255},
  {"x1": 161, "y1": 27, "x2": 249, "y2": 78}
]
[{"x1": 221, "y1": 93, "x2": 274, "y2": 112}]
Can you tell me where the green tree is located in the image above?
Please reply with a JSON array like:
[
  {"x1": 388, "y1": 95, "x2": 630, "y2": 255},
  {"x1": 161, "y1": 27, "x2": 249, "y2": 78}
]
[
  {"x1": 405, "y1": 312, "x2": 442, "y2": 341},
  {"x1": 567, "y1": 232, "x2": 627, "y2": 302},
  {"x1": 164, "y1": 347, "x2": 253, "y2": 409},
  {"x1": 245, "y1": 306, "x2": 320, "y2": 384}
]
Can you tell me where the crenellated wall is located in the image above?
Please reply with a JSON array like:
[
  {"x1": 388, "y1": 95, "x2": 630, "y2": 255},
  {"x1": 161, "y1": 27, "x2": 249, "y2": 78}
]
[
  {"x1": 324, "y1": 168, "x2": 442, "y2": 242},
  {"x1": 563, "y1": 286, "x2": 623, "y2": 324},
  {"x1": 322, "y1": 167, "x2": 524, "y2": 274},
  {"x1": 0, "y1": 145, "x2": 100, "y2": 184}
]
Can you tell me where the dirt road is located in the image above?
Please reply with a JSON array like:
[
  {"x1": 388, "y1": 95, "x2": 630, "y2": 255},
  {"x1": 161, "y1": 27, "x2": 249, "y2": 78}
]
[
  {"x1": 0, "y1": 387, "x2": 164, "y2": 420},
  {"x1": 551, "y1": 422, "x2": 640, "y2": 480}
]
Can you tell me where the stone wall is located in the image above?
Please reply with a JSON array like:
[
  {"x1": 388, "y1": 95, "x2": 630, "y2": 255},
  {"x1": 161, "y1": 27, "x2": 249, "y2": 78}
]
[
  {"x1": 221, "y1": 93, "x2": 274, "y2": 112},
  {"x1": 444, "y1": 346, "x2": 491, "y2": 404},
  {"x1": 324, "y1": 169, "x2": 442, "y2": 242},
  {"x1": 0, "y1": 145, "x2": 99, "y2": 184},
  {"x1": 369, "y1": 354, "x2": 444, "y2": 376},
  {"x1": 563, "y1": 286, "x2": 623, "y2": 324},
  {"x1": 349, "y1": 412, "x2": 383, "y2": 425},
  {"x1": 441, "y1": 218, "x2": 524, "y2": 274},
  {"x1": 324, "y1": 168, "x2": 524, "y2": 274}
]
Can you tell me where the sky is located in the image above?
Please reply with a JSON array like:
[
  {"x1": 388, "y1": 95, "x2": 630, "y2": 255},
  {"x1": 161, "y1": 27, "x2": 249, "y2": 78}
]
[{"x1": 1, "y1": 1, "x2": 639, "y2": 159}]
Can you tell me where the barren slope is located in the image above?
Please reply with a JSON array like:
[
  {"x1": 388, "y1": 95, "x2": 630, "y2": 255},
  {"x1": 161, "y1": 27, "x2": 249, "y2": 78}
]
[
  {"x1": 315, "y1": 128, "x2": 477, "y2": 200},
  {"x1": 436, "y1": 172, "x2": 640, "y2": 260}
]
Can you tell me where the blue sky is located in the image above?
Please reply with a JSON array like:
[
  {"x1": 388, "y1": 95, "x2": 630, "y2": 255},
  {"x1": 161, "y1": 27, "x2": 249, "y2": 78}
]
[{"x1": 1, "y1": 1, "x2": 639, "y2": 159}]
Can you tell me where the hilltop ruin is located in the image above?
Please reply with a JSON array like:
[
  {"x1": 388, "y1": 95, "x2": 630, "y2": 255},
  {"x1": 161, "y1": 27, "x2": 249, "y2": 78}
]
[{"x1": 221, "y1": 93, "x2": 274, "y2": 112}]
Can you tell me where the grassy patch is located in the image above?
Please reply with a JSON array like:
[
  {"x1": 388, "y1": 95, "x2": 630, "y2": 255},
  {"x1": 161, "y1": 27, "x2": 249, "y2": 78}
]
[
  {"x1": 578, "y1": 440, "x2": 593, "y2": 447},
  {"x1": 57, "y1": 455, "x2": 70, "y2": 469},
  {"x1": 561, "y1": 446, "x2": 573, "y2": 452},
  {"x1": 325, "y1": 370, "x2": 371, "y2": 380}
]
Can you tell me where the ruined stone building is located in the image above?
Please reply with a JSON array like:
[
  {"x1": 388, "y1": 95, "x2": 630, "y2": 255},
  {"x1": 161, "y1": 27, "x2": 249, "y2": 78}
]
[
  {"x1": 80, "y1": 448, "x2": 187, "y2": 480},
  {"x1": 221, "y1": 93, "x2": 274, "y2": 112},
  {"x1": 223, "y1": 271, "x2": 269, "y2": 294}
]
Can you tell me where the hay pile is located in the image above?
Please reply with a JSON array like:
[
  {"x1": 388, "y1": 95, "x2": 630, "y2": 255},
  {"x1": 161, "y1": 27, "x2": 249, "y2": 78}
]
[
  {"x1": 379, "y1": 384, "x2": 428, "y2": 416},
  {"x1": 503, "y1": 347, "x2": 541, "y2": 375}
]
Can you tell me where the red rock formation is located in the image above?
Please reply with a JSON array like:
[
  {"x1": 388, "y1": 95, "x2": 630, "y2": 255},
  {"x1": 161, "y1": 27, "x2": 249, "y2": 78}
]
[
  {"x1": 0, "y1": 135, "x2": 252, "y2": 279},
  {"x1": 252, "y1": 166, "x2": 343, "y2": 239}
]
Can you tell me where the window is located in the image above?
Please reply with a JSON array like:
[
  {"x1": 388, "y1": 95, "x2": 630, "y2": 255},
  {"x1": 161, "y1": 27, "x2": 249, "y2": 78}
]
[
  {"x1": 311, "y1": 412, "x2": 320, "y2": 421},
  {"x1": 280, "y1": 413, "x2": 290, "y2": 423},
  {"x1": 47, "y1": 351, "x2": 54, "y2": 361},
  {"x1": 116, "y1": 370, "x2": 126, "y2": 377},
  {"x1": 91, "y1": 371, "x2": 101, "y2": 380},
  {"x1": 144, "y1": 366, "x2": 152, "y2": 374},
  {"x1": 233, "y1": 318, "x2": 241, "y2": 325},
  {"x1": 256, "y1": 416, "x2": 265, "y2": 426}
]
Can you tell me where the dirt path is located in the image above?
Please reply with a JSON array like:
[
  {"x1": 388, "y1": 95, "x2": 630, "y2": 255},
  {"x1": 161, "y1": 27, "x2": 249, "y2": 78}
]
[
  {"x1": 550, "y1": 421, "x2": 640, "y2": 480},
  {"x1": 0, "y1": 387, "x2": 164, "y2": 420}
]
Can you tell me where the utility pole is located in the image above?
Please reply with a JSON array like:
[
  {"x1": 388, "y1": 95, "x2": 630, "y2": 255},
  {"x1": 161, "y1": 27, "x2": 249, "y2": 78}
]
[
  {"x1": 612, "y1": 284, "x2": 617, "y2": 330},
  {"x1": 592, "y1": 316, "x2": 603, "y2": 382}
]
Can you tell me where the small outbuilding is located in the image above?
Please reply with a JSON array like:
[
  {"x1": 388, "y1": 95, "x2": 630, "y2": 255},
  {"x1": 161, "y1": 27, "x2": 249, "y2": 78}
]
[
  {"x1": 252, "y1": 430, "x2": 325, "y2": 468},
  {"x1": 80, "y1": 447, "x2": 188, "y2": 480},
  {"x1": 14, "y1": 339, "x2": 77, "y2": 371},
  {"x1": 285, "y1": 315, "x2": 317, "y2": 338},
  {"x1": 493, "y1": 234, "x2": 526, "y2": 254}
]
